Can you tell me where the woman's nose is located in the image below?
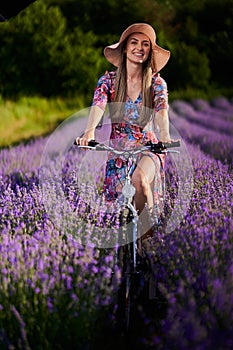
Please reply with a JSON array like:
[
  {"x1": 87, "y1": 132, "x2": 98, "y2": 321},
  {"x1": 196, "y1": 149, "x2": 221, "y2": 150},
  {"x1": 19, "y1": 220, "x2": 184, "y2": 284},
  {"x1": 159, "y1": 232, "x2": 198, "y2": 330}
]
[{"x1": 137, "y1": 42, "x2": 143, "y2": 50}]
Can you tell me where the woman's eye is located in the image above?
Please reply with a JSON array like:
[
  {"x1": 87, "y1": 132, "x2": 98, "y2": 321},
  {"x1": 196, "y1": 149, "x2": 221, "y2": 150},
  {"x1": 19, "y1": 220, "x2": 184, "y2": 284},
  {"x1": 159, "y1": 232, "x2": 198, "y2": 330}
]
[{"x1": 129, "y1": 40, "x2": 150, "y2": 47}]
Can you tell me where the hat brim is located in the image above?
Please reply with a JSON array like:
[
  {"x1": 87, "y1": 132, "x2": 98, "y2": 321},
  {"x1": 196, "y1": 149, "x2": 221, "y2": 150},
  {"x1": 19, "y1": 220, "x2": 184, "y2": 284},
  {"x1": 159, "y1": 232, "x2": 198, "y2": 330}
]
[{"x1": 104, "y1": 41, "x2": 170, "y2": 73}]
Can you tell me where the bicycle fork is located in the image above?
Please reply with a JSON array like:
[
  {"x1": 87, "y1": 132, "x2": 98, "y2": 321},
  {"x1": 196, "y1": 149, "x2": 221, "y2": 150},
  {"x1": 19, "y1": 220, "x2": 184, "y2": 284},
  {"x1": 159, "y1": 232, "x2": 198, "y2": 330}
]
[
  {"x1": 127, "y1": 202, "x2": 138, "y2": 271},
  {"x1": 122, "y1": 174, "x2": 138, "y2": 272}
]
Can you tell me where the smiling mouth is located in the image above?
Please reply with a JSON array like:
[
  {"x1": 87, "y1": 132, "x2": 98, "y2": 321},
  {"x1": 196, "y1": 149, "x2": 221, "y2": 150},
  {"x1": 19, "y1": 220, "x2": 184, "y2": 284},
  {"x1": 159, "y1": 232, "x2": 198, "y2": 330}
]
[{"x1": 134, "y1": 53, "x2": 144, "y2": 58}]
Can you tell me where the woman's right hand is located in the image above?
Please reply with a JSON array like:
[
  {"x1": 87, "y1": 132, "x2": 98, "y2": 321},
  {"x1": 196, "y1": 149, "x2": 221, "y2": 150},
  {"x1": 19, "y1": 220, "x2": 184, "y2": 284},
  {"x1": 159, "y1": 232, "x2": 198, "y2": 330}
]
[{"x1": 75, "y1": 130, "x2": 95, "y2": 146}]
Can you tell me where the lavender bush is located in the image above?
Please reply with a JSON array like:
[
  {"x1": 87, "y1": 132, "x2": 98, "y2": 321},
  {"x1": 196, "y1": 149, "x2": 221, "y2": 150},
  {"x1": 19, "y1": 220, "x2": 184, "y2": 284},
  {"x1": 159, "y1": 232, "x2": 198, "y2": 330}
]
[
  {"x1": 0, "y1": 97, "x2": 233, "y2": 349},
  {"x1": 171, "y1": 99, "x2": 233, "y2": 136},
  {"x1": 0, "y1": 139, "x2": 121, "y2": 349},
  {"x1": 169, "y1": 102, "x2": 233, "y2": 167},
  {"x1": 144, "y1": 144, "x2": 233, "y2": 350}
]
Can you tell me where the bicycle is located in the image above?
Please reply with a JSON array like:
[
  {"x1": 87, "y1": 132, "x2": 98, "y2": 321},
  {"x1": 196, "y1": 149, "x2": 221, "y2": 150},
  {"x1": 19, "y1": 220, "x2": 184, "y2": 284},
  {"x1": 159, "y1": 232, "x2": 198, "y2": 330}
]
[{"x1": 74, "y1": 138, "x2": 180, "y2": 334}]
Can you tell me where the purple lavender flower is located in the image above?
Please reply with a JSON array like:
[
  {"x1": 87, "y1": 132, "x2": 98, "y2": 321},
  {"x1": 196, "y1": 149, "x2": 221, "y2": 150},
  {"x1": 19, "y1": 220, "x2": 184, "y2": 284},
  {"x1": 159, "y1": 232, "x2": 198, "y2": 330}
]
[{"x1": 0, "y1": 99, "x2": 233, "y2": 349}]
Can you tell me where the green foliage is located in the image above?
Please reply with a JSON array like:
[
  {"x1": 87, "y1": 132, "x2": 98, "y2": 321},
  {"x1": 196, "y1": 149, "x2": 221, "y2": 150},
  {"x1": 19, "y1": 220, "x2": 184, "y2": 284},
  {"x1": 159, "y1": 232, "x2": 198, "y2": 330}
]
[
  {"x1": 0, "y1": 0, "x2": 232, "y2": 98},
  {"x1": 56, "y1": 27, "x2": 106, "y2": 98},
  {"x1": 167, "y1": 0, "x2": 233, "y2": 87},
  {"x1": 167, "y1": 42, "x2": 211, "y2": 90},
  {"x1": 0, "y1": 1, "x2": 106, "y2": 99},
  {"x1": 0, "y1": 1, "x2": 67, "y2": 97}
]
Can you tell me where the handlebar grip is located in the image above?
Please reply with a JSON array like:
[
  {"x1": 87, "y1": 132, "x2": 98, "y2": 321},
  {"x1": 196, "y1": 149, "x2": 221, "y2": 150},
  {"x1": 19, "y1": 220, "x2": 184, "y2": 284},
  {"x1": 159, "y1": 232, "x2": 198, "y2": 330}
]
[
  {"x1": 88, "y1": 140, "x2": 99, "y2": 147},
  {"x1": 163, "y1": 140, "x2": 181, "y2": 148},
  {"x1": 73, "y1": 139, "x2": 99, "y2": 147},
  {"x1": 147, "y1": 140, "x2": 180, "y2": 153}
]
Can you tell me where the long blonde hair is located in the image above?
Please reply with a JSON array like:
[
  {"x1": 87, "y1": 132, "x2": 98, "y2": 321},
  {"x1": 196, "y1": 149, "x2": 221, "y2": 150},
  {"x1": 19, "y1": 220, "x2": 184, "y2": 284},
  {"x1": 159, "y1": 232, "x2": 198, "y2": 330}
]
[{"x1": 110, "y1": 38, "x2": 155, "y2": 128}]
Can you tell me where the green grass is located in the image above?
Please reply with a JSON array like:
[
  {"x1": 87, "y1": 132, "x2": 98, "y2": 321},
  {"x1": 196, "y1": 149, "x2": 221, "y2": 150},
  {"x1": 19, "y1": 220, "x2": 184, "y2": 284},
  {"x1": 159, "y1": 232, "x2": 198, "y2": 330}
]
[
  {"x1": 0, "y1": 96, "x2": 87, "y2": 148},
  {"x1": 0, "y1": 88, "x2": 232, "y2": 149}
]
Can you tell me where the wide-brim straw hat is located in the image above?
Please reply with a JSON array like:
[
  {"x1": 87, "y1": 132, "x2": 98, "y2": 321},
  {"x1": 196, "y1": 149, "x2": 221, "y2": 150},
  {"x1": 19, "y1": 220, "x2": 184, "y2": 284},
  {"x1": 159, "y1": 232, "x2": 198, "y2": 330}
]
[{"x1": 104, "y1": 23, "x2": 170, "y2": 73}]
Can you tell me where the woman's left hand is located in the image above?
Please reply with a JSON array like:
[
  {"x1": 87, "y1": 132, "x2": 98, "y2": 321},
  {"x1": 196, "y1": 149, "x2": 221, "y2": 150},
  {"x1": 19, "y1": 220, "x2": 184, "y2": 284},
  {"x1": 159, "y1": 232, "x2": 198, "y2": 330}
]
[{"x1": 160, "y1": 130, "x2": 173, "y2": 143}]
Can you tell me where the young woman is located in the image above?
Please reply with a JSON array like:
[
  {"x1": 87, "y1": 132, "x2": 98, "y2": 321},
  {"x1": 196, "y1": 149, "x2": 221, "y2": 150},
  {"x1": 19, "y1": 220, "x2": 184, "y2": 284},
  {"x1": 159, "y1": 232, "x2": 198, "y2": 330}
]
[{"x1": 76, "y1": 23, "x2": 173, "y2": 219}]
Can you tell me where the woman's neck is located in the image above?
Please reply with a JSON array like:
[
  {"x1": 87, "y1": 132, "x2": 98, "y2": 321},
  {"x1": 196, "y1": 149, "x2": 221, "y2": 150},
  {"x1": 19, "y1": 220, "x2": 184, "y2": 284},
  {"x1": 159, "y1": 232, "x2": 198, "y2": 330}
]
[
  {"x1": 126, "y1": 62, "x2": 142, "y2": 81},
  {"x1": 126, "y1": 64, "x2": 143, "y2": 102}
]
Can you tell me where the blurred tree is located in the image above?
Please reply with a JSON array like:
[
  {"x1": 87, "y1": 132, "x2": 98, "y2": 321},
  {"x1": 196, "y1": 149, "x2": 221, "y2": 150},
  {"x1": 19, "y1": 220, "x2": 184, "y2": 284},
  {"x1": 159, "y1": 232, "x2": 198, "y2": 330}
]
[
  {"x1": 0, "y1": 1, "x2": 106, "y2": 99},
  {"x1": 57, "y1": 27, "x2": 106, "y2": 99},
  {"x1": 198, "y1": 0, "x2": 233, "y2": 86},
  {"x1": 167, "y1": 0, "x2": 233, "y2": 88},
  {"x1": 166, "y1": 42, "x2": 211, "y2": 90},
  {"x1": 0, "y1": 2, "x2": 67, "y2": 96},
  {"x1": 0, "y1": 0, "x2": 232, "y2": 97}
]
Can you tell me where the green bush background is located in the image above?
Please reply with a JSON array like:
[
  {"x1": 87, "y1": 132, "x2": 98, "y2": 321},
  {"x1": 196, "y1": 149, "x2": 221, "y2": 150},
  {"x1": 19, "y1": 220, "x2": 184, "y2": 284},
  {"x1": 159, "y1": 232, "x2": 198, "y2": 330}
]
[
  {"x1": 0, "y1": 0, "x2": 232, "y2": 101},
  {"x1": 0, "y1": 0, "x2": 232, "y2": 147}
]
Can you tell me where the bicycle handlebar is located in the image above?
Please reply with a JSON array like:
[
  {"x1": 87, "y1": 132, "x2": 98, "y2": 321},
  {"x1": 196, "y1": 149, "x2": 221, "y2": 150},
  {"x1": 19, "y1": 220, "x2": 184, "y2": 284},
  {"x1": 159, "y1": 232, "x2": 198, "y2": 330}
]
[
  {"x1": 74, "y1": 139, "x2": 180, "y2": 154},
  {"x1": 145, "y1": 140, "x2": 180, "y2": 152}
]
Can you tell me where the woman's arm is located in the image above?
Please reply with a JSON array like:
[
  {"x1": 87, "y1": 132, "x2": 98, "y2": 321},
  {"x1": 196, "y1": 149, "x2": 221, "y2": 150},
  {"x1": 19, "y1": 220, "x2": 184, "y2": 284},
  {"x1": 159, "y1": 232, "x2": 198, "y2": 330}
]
[
  {"x1": 154, "y1": 108, "x2": 172, "y2": 143},
  {"x1": 76, "y1": 73, "x2": 111, "y2": 145},
  {"x1": 152, "y1": 74, "x2": 172, "y2": 143},
  {"x1": 76, "y1": 106, "x2": 104, "y2": 145}
]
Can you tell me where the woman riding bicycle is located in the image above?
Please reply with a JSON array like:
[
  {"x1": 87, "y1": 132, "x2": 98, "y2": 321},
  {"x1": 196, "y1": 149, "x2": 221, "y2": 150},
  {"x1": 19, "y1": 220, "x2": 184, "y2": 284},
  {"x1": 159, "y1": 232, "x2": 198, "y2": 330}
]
[{"x1": 76, "y1": 22, "x2": 173, "y2": 219}]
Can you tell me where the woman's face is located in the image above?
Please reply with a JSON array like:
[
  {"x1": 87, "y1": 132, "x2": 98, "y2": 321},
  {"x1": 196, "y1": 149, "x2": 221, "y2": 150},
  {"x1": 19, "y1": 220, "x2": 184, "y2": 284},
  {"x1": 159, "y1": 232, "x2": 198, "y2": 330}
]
[{"x1": 125, "y1": 32, "x2": 151, "y2": 65}]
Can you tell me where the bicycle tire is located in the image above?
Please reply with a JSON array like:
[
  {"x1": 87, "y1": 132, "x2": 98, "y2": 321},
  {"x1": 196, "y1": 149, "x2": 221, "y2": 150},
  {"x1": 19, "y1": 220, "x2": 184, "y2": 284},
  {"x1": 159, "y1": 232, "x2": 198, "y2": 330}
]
[
  {"x1": 115, "y1": 206, "x2": 132, "y2": 333},
  {"x1": 116, "y1": 207, "x2": 147, "y2": 333},
  {"x1": 118, "y1": 247, "x2": 148, "y2": 333},
  {"x1": 124, "y1": 245, "x2": 131, "y2": 331},
  {"x1": 115, "y1": 237, "x2": 129, "y2": 329}
]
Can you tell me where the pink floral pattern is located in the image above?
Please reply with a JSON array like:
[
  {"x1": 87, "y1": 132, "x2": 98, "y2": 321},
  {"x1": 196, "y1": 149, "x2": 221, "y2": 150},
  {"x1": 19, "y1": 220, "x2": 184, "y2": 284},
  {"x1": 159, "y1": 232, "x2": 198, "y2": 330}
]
[{"x1": 92, "y1": 71, "x2": 168, "y2": 215}]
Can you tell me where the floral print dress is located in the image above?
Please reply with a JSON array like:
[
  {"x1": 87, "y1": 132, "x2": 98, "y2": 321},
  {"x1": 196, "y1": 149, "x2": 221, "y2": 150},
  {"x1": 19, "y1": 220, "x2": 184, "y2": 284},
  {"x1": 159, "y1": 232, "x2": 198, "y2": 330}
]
[{"x1": 92, "y1": 70, "x2": 169, "y2": 216}]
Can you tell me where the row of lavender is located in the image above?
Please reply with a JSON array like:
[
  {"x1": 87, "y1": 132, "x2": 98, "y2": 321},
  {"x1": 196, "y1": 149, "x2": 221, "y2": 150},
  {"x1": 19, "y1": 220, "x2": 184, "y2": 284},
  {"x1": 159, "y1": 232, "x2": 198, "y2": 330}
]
[
  {"x1": 0, "y1": 137, "x2": 122, "y2": 349},
  {"x1": 169, "y1": 96, "x2": 233, "y2": 167},
  {"x1": 148, "y1": 144, "x2": 233, "y2": 350},
  {"x1": 0, "y1": 97, "x2": 233, "y2": 349},
  {"x1": 151, "y1": 96, "x2": 233, "y2": 349}
]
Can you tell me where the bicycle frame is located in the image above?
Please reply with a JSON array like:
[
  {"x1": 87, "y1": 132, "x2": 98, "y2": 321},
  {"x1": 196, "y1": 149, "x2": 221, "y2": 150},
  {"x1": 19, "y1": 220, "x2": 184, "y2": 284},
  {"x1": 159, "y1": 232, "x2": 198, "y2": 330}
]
[
  {"x1": 75, "y1": 140, "x2": 180, "y2": 269},
  {"x1": 75, "y1": 138, "x2": 180, "y2": 332}
]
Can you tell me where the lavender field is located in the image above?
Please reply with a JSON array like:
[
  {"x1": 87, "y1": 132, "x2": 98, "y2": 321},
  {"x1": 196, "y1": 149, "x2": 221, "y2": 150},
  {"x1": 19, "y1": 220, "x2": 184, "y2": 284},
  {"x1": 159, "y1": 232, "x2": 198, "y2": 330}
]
[{"x1": 0, "y1": 96, "x2": 233, "y2": 350}]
